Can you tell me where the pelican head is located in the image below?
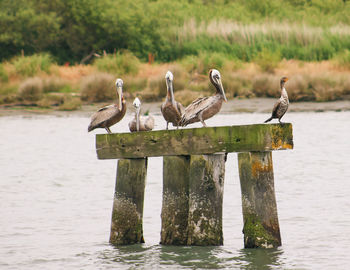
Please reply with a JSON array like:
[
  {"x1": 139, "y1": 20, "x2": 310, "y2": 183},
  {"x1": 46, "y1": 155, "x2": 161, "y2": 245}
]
[
  {"x1": 210, "y1": 69, "x2": 227, "y2": 102},
  {"x1": 165, "y1": 71, "x2": 175, "y2": 103},
  {"x1": 165, "y1": 71, "x2": 174, "y2": 81},
  {"x1": 115, "y1": 78, "x2": 123, "y2": 111},
  {"x1": 133, "y1": 97, "x2": 141, "y2": 131}
]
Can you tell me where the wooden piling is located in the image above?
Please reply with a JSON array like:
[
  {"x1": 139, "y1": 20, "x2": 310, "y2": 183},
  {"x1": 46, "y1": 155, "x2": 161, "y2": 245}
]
[
  {"x1": 109, "y1": 158, "x2": 147, "y2": 245},
  {"x1": 187, "y1": 154, "x2": 225, "y2": 245},
  {"x1": 95, "y1": 124, "x2": 293, "y2": 247},
  {"x1": 161, "y1": 156, "x2": 190, "y2": 245},
  {"x1": 238, "y1": 151, "x2": 281, "y2": 248}
]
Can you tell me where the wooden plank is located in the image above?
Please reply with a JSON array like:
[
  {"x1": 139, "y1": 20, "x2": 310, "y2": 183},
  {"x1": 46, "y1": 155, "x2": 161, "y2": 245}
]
[
  {"x1": 238, "y1": 151, "x2": 281, "y2": 248},
  {"x1": 96, "y1": 123, "x2": 293, "y2": 159},
  {"x1": 109, "y1": 158, "x2": 147, "y2": 245}
]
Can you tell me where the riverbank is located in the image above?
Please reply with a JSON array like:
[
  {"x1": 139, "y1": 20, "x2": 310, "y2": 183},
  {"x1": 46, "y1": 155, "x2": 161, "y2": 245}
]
[{"x1": 1, "y1": 98, "x2": 349, "y2": 117}]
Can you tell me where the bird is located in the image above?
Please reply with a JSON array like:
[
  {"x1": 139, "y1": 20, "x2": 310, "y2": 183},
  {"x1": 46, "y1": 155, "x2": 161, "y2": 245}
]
[
  {"x1": 264, "y1": 77, "x2": 289, "y2": 124},
  {"x1": 87, "y1": 78, "x2": 126, "y2": 133},
  {"x1": 179, "y1": 69, "x2": 227, "y2": 127},
  {"x1": 129, "y1": 97, "x2": 154, "y2": 132},
  {"x1": 161, "y1": 71, "x2": 184, "y2": 129}
]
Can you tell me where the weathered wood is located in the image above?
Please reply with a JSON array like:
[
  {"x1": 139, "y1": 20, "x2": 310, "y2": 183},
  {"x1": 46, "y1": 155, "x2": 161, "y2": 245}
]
[
  {"x1": 161, "y1": 156, "x2": 190, "y2": 245},
  {"x1": 238, "y1": 151, "x2": 281, "y2": 248},
  {"x1": 96, "y1": 123, "x2": 293, "y2": 159},
  {"x1": 187, "y1": 154, "x2": 225, "y2": 245},
  {"x1": 109, "y1": 158, "x2": 147, "y2": 245}
]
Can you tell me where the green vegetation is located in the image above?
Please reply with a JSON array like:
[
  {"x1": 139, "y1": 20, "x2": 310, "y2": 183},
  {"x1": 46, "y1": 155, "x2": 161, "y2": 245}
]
[
  {"x1": 80, "y1": 73, "x2": 115, "y2": 102},
  {"x1": 94, "y1": 52, "x2": 141, "y2": 75},
  {"x1": 0, "y1": 1, "x2": 350, "y2": 111},
  {"x1": 1, "y1": 0, "x2": 350, "y2": 63},
  {"x1": 11, "y1": 53, "x2": 54, "y2": 77}
]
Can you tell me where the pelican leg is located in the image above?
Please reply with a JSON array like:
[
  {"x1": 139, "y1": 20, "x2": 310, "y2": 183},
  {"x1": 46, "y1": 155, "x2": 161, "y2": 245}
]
[
  {"x1": 278, "y1": 119, "x2": 284, "y2": 125},
  {"x1": 106, "y1": 127, "x2": 112, "y2": 134},
  {"x1": 166, "y1": 122, "x2": 169, "y2": 130},
  {"x1": 198, "y1": 113, "x2": 207, "y2": 127}
]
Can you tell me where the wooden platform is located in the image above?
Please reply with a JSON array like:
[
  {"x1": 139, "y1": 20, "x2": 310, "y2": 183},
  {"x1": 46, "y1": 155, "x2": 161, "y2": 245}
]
[{"x1": 96, "y1": 123, "x2": 293, "y2": 159}]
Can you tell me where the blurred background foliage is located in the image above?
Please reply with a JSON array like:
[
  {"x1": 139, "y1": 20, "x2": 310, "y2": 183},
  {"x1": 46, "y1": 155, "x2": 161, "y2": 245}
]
[
  {"x1": 0, "y1": 0, "x2": 350, "y2": 110},
  {"x1": 1, "y1": 0, "x2": 350, "y2": 64}
]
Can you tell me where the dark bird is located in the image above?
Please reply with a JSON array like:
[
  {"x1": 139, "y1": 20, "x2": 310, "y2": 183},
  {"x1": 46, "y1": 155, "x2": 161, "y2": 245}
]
[
  {"x1": 264, "y1": 77, "x2": 289, "y2": 124},
  {"x1": 88, "y1": 78, "x2": 126, "y2": 133},
  {"x1": 161, "y1": 71, "x2": 184, "y2": 129},
  {"x1": 129, "y1": 97, "x2": 154, "y2": 132},
  {"x1": 179, "y1": 69, "x2": 227, "y2": 127}
]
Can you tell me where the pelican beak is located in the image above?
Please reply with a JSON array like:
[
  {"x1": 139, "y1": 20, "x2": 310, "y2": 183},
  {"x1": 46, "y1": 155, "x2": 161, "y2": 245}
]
[
  {"x1": 117, "y1": 86, "x2": 122, "y2": 111},
  {"x1": 218, "y1": 78, "x2": 227, "y2": 102}
]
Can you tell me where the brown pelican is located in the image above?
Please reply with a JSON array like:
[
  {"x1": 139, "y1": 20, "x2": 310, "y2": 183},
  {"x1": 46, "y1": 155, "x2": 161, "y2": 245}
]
[
  {"x1": 87, "y1": 78, "x2": 126, "y2": 133},
  {"x1": 129, "y1": 97, "x2": 154, "y2": 132},
  {"x1": 264, "y1": 77, "x2": 289, "y2": 124},
  {"x1": 161, "y1": 71, "x2": 184, "y2": 129},
  {"x1": 179, "y1": 69, "x2": 227, "y2": 127}
]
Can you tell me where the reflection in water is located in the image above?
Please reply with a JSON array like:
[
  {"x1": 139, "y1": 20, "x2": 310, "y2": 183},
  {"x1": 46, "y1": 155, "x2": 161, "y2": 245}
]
[
  {"x1": 237, "y1": 248, "x2": 284, "y2": 269},
  {"x1": 96, "y1": 244, "x2": 285, "y2": 269}
]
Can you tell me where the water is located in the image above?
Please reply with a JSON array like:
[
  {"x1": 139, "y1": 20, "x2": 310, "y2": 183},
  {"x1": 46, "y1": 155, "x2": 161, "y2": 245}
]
[{"x1": 0, "y1": 111, "x2": 349, "y2": 269}]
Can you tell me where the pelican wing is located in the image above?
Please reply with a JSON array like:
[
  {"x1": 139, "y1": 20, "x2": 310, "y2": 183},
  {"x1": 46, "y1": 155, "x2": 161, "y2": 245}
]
[
  {"x1": 176, "y1": 101, "x2": 185, "y2": 115},
  {"x1": 181, "y1": 96, "x2": 214, "y2": 123},
  {"x1": 144, "y1": 116, "x2": 155, "y2": 131},
  {"x1": 89, "y1": 105, "x2": 118, "y2": 130}
]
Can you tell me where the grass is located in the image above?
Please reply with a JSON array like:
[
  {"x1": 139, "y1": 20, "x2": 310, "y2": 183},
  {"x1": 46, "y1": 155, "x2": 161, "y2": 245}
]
[
  {"x1": 80, "y1": 73, "x2": 116, "y2": 102},
  {"x1": 0, "y1": 55, "x2": 350, "y2": 111},
  {"x1": 18, "y1": 77, "x2": 43, "y2": 102},
  {"x1": 94, "y1": 51, "x2": 140, "y2": 76},
  {"x1": 10, "y1": 53, "x2": 55, "y2": 78}
]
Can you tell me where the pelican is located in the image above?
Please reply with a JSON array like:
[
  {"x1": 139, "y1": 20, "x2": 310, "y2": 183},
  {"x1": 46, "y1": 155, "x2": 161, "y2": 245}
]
[
  {"x1": 161, "y1": 71, "x2": 184, "y2": 129},
  {"x1": 179, "y1": 69, "x2": 227, "y2": 127},
  {"x1": 87, "y1": 78, "x2": 126, "y2": 133},
  {"x1": 129, "y1": 97, "x2": 154, "y2": 132},
  {"x1": 264, "y1": 77, "x2": 289, "y2": 124}
]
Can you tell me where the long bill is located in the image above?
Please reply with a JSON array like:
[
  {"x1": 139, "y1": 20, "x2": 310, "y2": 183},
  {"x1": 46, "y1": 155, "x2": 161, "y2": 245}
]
[
  {"x1": 117, "y1": 86, "x2": 123, "y2": 111},
  {"x1": 167, "y1": 78, "x2": 176, "y2": 106},
  {"x1": 217, "y1": 78, "x2": 227, "y2": 102},
  {"x1": 136, "y1": 107, "x2": 140, "y2": 132}
]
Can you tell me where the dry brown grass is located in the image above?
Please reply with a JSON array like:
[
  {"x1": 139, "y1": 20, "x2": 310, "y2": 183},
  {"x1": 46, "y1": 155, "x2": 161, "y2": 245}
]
[
  {"x1": 80, "y1": 73, "x2": 115, "y2": 102},
  {"x1": 18, "y1": 77, "x2": 43, "y2": 102}
]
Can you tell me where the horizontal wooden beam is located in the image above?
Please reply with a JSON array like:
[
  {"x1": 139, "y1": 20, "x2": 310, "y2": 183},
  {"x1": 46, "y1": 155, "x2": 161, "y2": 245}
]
[{"x1": 96, "y1": 123, "x2": 293, "y2": 159}]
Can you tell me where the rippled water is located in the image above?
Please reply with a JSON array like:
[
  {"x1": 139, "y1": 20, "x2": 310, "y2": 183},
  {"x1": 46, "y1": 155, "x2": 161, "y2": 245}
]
[{"x1": 0, "y1": 111, "x2": 349, "y2": 269}]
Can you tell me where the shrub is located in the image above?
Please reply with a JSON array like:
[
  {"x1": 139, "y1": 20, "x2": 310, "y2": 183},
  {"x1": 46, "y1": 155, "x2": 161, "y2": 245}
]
[
  {"x1": 94, "y1": 51, "x2": 140, "y2": 75},
  {"x1": 42, "y1": 77, "x2": 69, "y2": 93},
  {"x1": 285, "y1": 74, "x2": 310, "y2": 101},
  {"x1": 58, "y1": 95, "x2": 82, "y2": 111},
  {"x1": 18, "y1": 77, "x2": 43, "y2": 102},
  {"x1": 255, "y1": 49, "x2": 281, "y2": 73},
  {"x1": 0, "y1": 63, "x2": 8, "y2": 82},
  {"x1": 148, "y1": 75, "x2": 166, "y2": 100},
  {"x1": 181, "y1": 52, "x2": 228, "y2": 75},
  {"x1": 221, "y1": 73, "x2": 253, "y2": 98},
  {"x1": 252, "y1": 74, "x2": 280, "y2": 97},
  {"x1": 333, "y1": 50, "x2": 350, "y2": 70},
  {"x1": 37, "y1": 93, "x2": 65, "y2": 108},
  {"x1": 123, "y1": 76, "x2": 148, "y2": 93},
  {"x1": 0, "y1": 84, "x2": 18, "y2": 104},
  {"x1": 11, "y1": 53, "x2": 54, "y2": 77},
  {"x1": 80, "y1": 73, "x2": 115, "y2": 102},
  {"x1": 308, "y1": 75, "x2": 342, "y2": 101}
]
